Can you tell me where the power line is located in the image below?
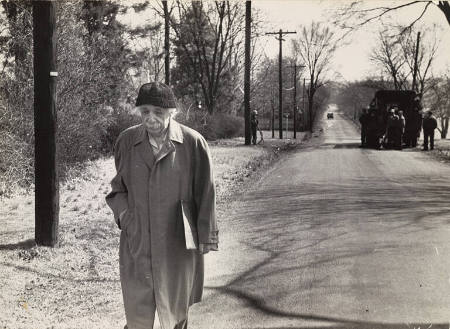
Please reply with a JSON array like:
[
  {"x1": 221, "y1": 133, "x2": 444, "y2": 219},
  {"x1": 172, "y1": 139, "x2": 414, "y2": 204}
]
[{"x1": 265, "y1": 29, "x2": 296, "y2": 139}]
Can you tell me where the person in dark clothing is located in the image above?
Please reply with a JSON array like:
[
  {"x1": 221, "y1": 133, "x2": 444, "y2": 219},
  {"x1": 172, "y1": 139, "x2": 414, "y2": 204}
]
[
  {"x1": 359, "y1": 108, "x2": 369, "y2": 147},
  {"x1": 251, "y1": 110, "x2": 259, "y2": 145},
  {"x1": 386, "y1": 108, "x2": 401, "y2": 149},
  {"x1": 366, "y1": 110, "x2": 381, "y2": 149},
  {"x1": 422, "y1": 111, "x2": 438, "y2": 151},
  {"x1": 398, "y1": 110, "x2": 406, "y2": 148},
  {"x1": 410, "y1": 96, "x2": 423, "y2": 147},
  {"x1": 404, "y1": 109, "x2": 422, "y2": 148}
]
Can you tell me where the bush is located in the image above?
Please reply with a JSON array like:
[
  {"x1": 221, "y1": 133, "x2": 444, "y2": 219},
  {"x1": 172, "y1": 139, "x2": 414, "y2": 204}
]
[
  {"x1": 101, "y1": 105, "x2": 141, "y2": 153},
  {"x1": 0, "y1": 130, "x2": 34, "y2": 197},
  {"x1": 176, "y1": 109, "x2": 244, "y2": 141}
]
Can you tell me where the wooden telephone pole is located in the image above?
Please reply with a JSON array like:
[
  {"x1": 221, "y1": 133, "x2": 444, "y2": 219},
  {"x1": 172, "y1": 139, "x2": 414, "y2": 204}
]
[
  {"x1": 244, "y1": 1, "x2": 252, "y2": 145},
  {"x1": 33, "y1": 1, "x2": 59, "y2": 246},
  {"x1": 287, "y1": 63, "x2": 304, "y2": 139},
  {"x1": 302, "y1": 78, "x2": 306, "y2": 131},
  {"x1": 266, "y1": 29, "x2": 296, "y2": 139},
  {"x1": 163, "y1": 1, "x2": 170, "y2": 85},
  {"x1": 412, "y1": 31, "x2": 421, "y2": 93}
]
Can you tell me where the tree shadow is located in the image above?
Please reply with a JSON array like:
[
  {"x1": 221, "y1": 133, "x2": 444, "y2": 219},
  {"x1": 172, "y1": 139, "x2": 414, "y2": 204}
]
[
  {"x1": 202, "y1": 174, "x2": 450, "y2": 327},
  {"x1": 0, "y1": 261, "x2": 120, "y2": 283},
  {"x1": 247, "y1": 324, "x2": 448, "y2": 329},
  {"x1": 0, "y1": 238, "x2": 36, "y2": 250}
]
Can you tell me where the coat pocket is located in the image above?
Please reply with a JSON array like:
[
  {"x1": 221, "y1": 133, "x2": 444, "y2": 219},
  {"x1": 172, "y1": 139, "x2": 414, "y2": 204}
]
[{"x1": 180, "y1": 200, "x2": 198, "y2": 250}]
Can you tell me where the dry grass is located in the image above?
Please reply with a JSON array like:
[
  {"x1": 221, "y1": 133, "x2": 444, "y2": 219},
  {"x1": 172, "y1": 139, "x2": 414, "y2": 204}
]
[
  {"x1": 0, "y1": 137, "x2": 303, "y2": 328},
  {"x1": 429, "y1": 139, "x2": 450, "y2": 163}
]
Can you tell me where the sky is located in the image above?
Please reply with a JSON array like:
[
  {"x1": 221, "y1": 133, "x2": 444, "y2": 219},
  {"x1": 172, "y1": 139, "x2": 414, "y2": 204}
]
[
  {"x1": 120, "y1": 0, "x2": 450, "y2": 82},
  {"x1": 253, "y1": 0, "x2": 450, "y2": 81}
]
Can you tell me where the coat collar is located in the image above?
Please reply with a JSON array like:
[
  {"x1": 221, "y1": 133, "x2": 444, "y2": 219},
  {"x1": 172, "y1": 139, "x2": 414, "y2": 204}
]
[
  {"x1": 167, "y1": 119, "x2": 184, "y2": 144},
  {"x1": 133, "y1": 118, "x2": 184, "y2": 146}
]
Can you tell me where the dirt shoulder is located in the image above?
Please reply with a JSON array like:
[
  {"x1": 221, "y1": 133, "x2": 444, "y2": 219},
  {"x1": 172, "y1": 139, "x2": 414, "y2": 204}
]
[
  {"x1": 427, "y1": 138, "x2": 450, "y2": 163},
  {"x1": 0, "y1": 135, "x2": 306, "y2": 329}
]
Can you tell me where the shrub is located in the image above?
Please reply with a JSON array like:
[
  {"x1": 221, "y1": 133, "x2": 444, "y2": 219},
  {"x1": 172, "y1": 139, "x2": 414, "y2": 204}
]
[
  {"x1": 101, "y1": 104, "x2": 141, "y2": 154},
  {"x1": 176, "y1": 109, "x2": 244, "y2": 140},
  {"x1": 0, "y1": 130, "x2": 34, "y2": 196}
]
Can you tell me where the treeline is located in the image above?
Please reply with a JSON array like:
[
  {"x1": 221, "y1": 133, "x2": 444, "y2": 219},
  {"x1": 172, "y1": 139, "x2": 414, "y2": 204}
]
[
  {"x1": 0, "y1": 1, "x2": 249, "y2": 195},
  {"x1": 0, "y1": 1, "x2": 339, "y2": 196}
]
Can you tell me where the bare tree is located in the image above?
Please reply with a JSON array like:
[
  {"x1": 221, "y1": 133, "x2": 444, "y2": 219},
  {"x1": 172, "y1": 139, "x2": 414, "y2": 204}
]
[
  {"x1": 168, "y1": 1, "x2": 245, "y2": 114},
  {"x1": 370, "y1": 25, "x2": 439, "y2": 97},
  {"x1": 292, "y1": 22, "x2": 338, "y2": 131},
  {"x1": 370, "y1": 31, "x2": 409, "y2": 90},
  {"x1": 399, "y1": 27, "x2": 439, "y2": 96},
  {"x1": 333, "y1": 80, "x2": 378, "y2": 121},
  {"x1": 334, "y1": 1, "x2": 450, "y2": 38},
  {"x1": 426, "y1": 75, "x2": 450, "y2": 138}
]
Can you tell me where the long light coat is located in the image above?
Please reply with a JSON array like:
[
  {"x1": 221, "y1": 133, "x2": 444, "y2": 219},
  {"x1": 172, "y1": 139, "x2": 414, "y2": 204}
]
[{"x1": 106, "y1": 120, "x2": 218, "y2": 329}]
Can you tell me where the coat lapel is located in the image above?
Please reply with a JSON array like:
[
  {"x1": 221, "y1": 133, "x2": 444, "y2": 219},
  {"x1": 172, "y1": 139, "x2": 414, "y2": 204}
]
[{"x1": 133, "y1": 125, "x2": 155, "y2": 170}]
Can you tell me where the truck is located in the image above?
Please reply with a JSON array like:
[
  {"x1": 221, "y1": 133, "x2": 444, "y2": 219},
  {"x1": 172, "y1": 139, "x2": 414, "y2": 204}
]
[{"x1": 365, "y1": 90, "x2": 422, "y2": 149}]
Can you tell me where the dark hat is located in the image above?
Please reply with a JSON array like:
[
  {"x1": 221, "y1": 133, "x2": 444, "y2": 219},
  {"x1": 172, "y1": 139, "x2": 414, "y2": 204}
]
[{"x1": 135, "y1": 82, "x2": 177, "y2": 108}]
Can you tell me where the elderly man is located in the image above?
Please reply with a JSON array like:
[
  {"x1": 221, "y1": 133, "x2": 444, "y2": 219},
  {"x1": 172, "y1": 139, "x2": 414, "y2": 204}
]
[{"x1": 106, "y1": 82, "x2": 218, "y2": 329}]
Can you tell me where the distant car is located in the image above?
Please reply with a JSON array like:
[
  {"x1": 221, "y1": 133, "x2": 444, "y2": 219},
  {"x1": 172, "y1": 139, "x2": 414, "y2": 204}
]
[{"x1": 327, "y1": 112, "x2": 334, "y2": 119}]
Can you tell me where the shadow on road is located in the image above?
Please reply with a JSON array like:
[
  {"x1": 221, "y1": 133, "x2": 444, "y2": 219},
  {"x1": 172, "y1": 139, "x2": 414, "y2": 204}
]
[
  {"x1": 246, "y1": 324, "x2": 448, "y2": 329},
  {"x1": 204, "y1": 174, "x2": 450, "y2": 326}
]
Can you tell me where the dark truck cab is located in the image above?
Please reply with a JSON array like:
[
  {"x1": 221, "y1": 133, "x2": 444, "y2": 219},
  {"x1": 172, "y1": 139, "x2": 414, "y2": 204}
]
[{"x1": 365, "y1": 90, "x2": 422, "y2": 149}]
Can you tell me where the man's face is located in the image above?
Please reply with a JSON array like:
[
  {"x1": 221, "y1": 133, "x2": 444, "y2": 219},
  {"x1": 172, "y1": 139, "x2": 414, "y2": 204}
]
[{"x1": 138, "y1": 104, "x2": 172, "y2": 135}]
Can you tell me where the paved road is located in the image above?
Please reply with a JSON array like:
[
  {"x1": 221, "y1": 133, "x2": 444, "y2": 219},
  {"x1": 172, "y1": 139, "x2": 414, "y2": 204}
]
[{"x1": 189, "y1": 110, "x2": 450, "y2": 329}]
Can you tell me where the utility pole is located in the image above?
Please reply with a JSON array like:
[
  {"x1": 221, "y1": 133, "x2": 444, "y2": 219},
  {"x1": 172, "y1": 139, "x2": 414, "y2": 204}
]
[
  {"x1": 33, "y1": 1, "x2": 59, "y2": 247},
  {"x1": 266, "y1": 29, "x2": 296, "y2": 139},
  {"x1": 271, "y1": 89, "x2": 275, "y2": 138},
  {"x1": 309, "y1": 82, "x2": 313, "y2": 132},
  {"x1": 163, "y1": 1, "x2": 170, "y2": 85},
  {"x1": 287, "y1": 62, "x2": 304, "y2": 139},
  {"x1": 244, "y1": 1, "x2": 251, "y2": 145},
  {"x1": 302, "y1": 78, "x2": 306, "y2": 131},
  {"x1": 412, "y1": 31, "x2": 421, "y2": 93}
]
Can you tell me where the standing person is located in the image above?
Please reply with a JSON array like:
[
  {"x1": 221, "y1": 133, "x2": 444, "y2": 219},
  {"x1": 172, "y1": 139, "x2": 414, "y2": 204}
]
[
  {"x1": 398, "y1": 110, "x2": 406, "y2": 148},
  {"x1": 251, "y1": 110, "x2": 259, "y2": 145},
  {"x1": 359, "y1": 107, "x2": 369, "y2": 147},
  {"x1": 385, "y1": 108, "x2": 399, "y2": 149},
  {"x1": 106, "y1": 82, "x2": 219, "y2": 329},
  {"x1": 422, "y1": 111, "x2": 438, "y2": 151},
  {"x1": 409, "y1": 95, "x2": 423, "y2": 147}
]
